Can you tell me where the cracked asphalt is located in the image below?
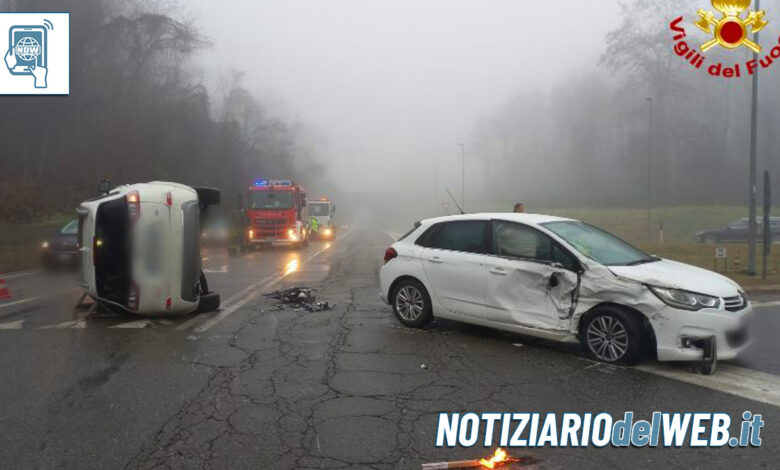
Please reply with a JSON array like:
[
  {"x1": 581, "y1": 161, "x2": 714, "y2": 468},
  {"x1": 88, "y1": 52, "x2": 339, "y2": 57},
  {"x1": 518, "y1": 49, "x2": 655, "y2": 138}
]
[{"x1": 1, "y1": 230, "x2": 780, "y2": 469}]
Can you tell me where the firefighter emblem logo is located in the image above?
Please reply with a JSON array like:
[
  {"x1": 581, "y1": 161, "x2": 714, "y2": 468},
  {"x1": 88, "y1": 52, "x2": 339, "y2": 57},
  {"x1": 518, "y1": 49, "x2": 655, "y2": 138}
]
[{"x1": 695, "y1": 0, "x2": 768, "y2": 53}]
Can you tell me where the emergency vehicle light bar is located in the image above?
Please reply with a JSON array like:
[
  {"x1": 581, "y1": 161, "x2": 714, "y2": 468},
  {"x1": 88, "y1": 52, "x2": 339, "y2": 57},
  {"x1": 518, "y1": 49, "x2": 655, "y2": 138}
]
[{"x1": 253, "y1": 179, "x2": 293, "y2": 187}]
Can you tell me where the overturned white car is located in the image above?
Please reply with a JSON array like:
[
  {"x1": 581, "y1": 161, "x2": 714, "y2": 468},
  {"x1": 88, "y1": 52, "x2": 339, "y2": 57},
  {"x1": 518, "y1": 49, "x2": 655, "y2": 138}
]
[
  {"x1": 77, "y1": 182, "x2": 221, "y2": 315},
  {"x1": 380, "y1": 213, "x2": 753, "y2": 372}
]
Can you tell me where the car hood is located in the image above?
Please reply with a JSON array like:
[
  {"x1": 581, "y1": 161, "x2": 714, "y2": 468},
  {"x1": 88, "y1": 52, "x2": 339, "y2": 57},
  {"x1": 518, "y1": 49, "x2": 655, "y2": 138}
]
[{"x1": 608, "y1": 259, "x2": 741, "y2": 297}]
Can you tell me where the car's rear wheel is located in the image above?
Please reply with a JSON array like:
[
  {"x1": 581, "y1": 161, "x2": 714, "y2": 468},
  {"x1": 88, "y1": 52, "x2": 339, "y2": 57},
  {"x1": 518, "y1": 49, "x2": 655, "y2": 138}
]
[
  {"x1": 581, "y1": 307, "x2": 646, "y2": 365},
  {"x1": 391, "y1": 279, "x2": 432, "y2": 328}
]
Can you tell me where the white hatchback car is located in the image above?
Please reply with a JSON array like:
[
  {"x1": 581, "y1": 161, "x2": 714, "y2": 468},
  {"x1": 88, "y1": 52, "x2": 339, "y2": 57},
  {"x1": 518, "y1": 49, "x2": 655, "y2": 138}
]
[
  {"x1": 77, "y1": 182, "x2": 220, "y2": 315},
  {"x1": 380, "y1": 214, "x2": 753, "y2": 370}
]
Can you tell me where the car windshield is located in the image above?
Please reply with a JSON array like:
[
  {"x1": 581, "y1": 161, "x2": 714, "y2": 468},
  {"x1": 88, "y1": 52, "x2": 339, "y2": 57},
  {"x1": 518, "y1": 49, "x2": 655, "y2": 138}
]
[
  {"x1": 60, "y1": 219, "x2": 78, "y2": 234},
  {"x1": 248, "y1": 191, "x2": 294, "y2": 210},
  {"x1": 309, "y1": 202, "x2": 330, "y2": 216},
  {"x1": 542, "y1": 221, "x2": 655, "y2": 266}
]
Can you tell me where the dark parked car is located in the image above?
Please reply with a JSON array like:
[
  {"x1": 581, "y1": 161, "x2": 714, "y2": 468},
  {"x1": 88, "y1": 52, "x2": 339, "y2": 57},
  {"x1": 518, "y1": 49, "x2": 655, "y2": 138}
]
[
  {"x1": 41, "y1": 219, "x2": 80, "y2": 269},
  {"x1": 695, "y1": 217, "x2": 780, "y2": 244}
]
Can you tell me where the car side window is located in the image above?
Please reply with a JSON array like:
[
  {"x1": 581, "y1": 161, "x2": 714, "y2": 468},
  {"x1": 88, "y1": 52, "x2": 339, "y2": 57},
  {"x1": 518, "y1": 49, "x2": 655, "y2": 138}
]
[
  {"x1": 415, "y1": 224, "x2": 441, "y2": 248},
  {"x1": 551, "y1": 244, "x2": 579, "y2": 272},
  {"x1": 491, "y1": 220, "x2": 579, "y2": 271},
  {"x1": 728, "y1": 220, "x2": 748, "y2": 229},
  {"x1": 425, "y1": 221, "x2": 487, "y2": 254},
  {"x1": 492, "y1": 221, "x2": 550, "y2": 261},
  {"x1": 61, "y1": 219, "x2": 78, "y2": 234}
]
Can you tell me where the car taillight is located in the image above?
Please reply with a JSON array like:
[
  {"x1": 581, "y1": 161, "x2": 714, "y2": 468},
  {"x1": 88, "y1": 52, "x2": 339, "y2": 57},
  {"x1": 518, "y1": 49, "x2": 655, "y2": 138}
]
[
  {"x1": 384, "y1": 247, "x2": 398, "y2": 263},
  {"x1": 127, "y1": 282, "x2": 140, "y2": 311},
  {"x1": 165, "y1": 297, "x2": 172, "y2": 311},
  {"x1": 165, "y1": 191, "x2": 173, "y2": 207},
  {"x1": 127, "y1": 191, "x2": 140, "y2": 223}
]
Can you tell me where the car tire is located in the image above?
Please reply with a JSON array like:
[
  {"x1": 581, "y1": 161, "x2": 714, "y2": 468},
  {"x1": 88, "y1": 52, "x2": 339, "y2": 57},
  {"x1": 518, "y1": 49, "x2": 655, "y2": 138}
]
[
  {"x1": 581, "y1": 307, "x2": 646, "y2": 366},
  {"x1": 196, "y1": 291, "x2": 220, "y2": 313},
  {"x1": 391, "y1": 279, "x2": 433, "y2": 328},
  {"x1": 704, "y1": 234, "x2": 719, "y2": 244}
]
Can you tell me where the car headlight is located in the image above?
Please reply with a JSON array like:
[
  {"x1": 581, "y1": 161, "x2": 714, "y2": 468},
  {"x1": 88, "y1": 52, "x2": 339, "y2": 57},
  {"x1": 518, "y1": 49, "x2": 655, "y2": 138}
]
[
  {"x1": 41, "y1": 241, "x2": 50, "y2": 249},
  {"x1": 648, "y1": 285, "x2": 720, "y2": 311}
]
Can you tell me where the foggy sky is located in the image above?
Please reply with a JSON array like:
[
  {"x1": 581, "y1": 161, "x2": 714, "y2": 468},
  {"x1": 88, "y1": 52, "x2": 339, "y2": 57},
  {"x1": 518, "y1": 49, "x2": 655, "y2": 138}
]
[{"x1": 186, "y1": 0, "x2": 621, "y2": 195}]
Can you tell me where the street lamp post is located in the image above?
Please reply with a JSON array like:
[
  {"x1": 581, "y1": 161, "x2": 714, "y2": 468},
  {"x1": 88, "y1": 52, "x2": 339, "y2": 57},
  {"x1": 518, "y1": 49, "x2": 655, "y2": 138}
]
[
  {"x1": 748, "y1": 0, "x2": 760, "y2": 275},
  {"x1": 458, "y1": 143, "x2": 465, "y2": 211},
  {"x1": 645, "y1": 97, "x2": 653, "y2": 242}
]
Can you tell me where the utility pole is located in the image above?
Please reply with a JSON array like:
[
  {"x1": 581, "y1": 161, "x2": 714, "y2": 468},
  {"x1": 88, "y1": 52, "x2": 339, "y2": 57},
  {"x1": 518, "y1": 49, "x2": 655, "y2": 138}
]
[
  {"x1": 645, "y1": 97, "x2": 653, "y2": 243},
  {"x1": 458, "y1": 143, "x2": 465, "y2": 212},
  {"x1": 748, "y1": 0, "x2": 760, "y2": 275}
]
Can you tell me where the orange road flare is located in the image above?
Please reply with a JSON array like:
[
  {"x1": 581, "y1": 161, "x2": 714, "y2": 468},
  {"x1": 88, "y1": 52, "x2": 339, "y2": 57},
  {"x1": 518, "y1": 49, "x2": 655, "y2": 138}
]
[{"x1": 421, "y1": 449, "x2": 535, "y2": 470}]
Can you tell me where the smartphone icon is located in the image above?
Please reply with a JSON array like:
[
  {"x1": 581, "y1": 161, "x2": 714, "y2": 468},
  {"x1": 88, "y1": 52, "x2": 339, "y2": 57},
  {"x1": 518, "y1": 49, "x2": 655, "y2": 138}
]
[{"x1": 9, "y1": 25, "x2": 46, "y2": 75}]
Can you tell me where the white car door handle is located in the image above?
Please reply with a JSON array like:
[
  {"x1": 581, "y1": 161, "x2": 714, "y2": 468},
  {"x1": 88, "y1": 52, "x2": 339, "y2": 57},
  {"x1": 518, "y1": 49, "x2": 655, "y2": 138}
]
[
  {"x1": 489, "y1": 267, "x2": 508, "y2": 276},
  {"x1": 429, "y1": 257, "x2": 444, "y2": 264}
]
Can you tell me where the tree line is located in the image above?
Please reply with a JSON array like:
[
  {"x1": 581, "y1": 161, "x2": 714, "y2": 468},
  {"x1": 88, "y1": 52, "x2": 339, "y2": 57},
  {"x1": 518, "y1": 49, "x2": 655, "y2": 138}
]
[
  {"x1": 0, "y1": 0, "x2": 322, "y2": 222},
  {"x1": 471, "y1": 0, "x2": 780, "y2": 209}
]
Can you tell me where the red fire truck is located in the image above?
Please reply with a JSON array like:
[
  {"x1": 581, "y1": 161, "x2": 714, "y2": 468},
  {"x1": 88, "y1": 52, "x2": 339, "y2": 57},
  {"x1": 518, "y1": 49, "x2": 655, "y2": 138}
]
[{"x1": 244, "y1": 179, "x2": 310, "y2": 249}]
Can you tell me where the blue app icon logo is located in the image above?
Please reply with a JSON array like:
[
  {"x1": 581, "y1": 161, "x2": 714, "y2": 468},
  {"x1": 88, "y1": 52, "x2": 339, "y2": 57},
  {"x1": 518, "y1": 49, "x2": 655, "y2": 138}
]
[{"x1": 4, "y1": 19, "x2": 52, "y2": 88}]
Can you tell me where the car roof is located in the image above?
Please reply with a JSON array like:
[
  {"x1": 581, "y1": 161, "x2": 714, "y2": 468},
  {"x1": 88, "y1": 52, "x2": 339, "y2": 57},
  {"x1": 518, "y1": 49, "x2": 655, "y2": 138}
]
[{"x1": 420, "y1": 212, "x2": 576, "y2": 226}]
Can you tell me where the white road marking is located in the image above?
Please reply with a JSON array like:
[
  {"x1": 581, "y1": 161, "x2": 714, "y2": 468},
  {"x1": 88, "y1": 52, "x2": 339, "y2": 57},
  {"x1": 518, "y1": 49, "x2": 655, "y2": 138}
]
[
  {"x1": 70, "y1": 311, "x2": 91, "y2": 329},
  {"x1": 637, "y1": 363, "x2": 780, "y2": 408},
  {"x1": 204, "y1": 266, "x2": 228, "y2": 274},
  {"x1": 192, "y1": 230, "x2": 353, "y2": 333},
  {"x1": 110, "y1": 319, "x2": 153, "y2": 329},
  {"x1": 1, "y1": 270, "x2": 38, "y2": 279},
  {"x1": 192, "y1": 279, "x2": 277, "y2": 333},
  {"x1": 173, "y1": 313, "x2": 209, "y2": 331},
  {"x1": 39, "y1": 320, "x2": 79, "y2": 329},
  {"x1": 752, "y1": 300, "x2": 780, "y2": 308},
  {"x1": 0, "y1": 287, "x2": 80, "y2": 310},
  {"x1": 0, "y1": 319, "x2": 24, "y2": 329},
  {"x1": 173, "y1": 276, "x2": 275, "y2": 331},
  {"x1": 0, "y1": 297, "x2": 39, "y2": 309}
]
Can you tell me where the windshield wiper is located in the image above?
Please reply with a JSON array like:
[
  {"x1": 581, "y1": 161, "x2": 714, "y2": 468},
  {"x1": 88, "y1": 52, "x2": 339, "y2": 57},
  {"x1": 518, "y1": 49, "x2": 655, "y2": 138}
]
[{"x1": 625, "y1": 256, "x2": 661, "y2": 266}]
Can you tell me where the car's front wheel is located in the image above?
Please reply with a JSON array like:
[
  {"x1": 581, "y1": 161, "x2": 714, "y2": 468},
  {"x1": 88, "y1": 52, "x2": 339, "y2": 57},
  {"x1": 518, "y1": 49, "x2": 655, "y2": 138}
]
[
  {"x1": 581, "y1": 307, "x2": 646, "y2": 365},
  {"x1": 391, "y1": 279, "x2": 433, "y2": 328}
]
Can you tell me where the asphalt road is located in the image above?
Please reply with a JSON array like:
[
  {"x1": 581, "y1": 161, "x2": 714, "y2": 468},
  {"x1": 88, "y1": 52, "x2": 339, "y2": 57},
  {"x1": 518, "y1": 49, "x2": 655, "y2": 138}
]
[{"x1": 1, "y1": 229, "x2": 780, "y2": 469}]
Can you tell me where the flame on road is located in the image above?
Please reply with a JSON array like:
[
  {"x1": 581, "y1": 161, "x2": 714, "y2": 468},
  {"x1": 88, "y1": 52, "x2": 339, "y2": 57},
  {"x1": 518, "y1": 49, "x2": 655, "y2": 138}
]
[{"x1": 479, "y1": 448, "x2": 508, "y2": 468}]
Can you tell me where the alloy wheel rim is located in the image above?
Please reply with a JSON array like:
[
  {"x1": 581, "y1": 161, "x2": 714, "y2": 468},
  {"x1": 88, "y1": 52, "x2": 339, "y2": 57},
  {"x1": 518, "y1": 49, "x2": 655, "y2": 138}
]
[
  {"x1": 395, "y1": 286, "x2": 424, "y2": 321},
  {"x1": 587, "y1": 316, "x2": 628, "y2": 362}
]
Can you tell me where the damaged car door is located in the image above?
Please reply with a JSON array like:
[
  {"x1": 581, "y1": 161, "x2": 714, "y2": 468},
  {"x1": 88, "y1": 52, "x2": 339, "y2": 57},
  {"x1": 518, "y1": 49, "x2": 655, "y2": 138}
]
[{"x1": 484, "y1": 220, "x2": 580, "y2": 330}]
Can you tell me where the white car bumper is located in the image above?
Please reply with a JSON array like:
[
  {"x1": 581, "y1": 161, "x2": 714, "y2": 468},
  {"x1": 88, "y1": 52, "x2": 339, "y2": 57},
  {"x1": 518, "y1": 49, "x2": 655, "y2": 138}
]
[{"x1": 650, "y1": 303, "x2": 753, "y2": 361}]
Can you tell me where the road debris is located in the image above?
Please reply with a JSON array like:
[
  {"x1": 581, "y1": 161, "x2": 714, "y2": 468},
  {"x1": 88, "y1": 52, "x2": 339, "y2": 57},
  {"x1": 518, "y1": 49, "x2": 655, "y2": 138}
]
[
  {"x1": 263, "y1": 286, "x2": 334, "y2": 312},
  {"x1": 421, "y1": 448, "x2": 536, "y2": 469}
]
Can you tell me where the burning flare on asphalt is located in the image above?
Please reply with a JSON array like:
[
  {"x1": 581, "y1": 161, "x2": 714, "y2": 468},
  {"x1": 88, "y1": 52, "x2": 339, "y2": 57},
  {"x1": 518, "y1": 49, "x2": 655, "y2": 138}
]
[{"x1": 479, "y1": 448, "x2": 508, "y2": 468}]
